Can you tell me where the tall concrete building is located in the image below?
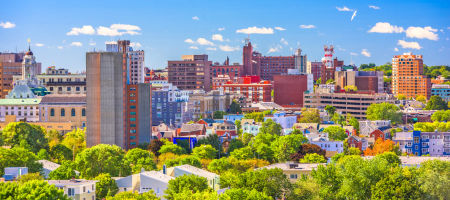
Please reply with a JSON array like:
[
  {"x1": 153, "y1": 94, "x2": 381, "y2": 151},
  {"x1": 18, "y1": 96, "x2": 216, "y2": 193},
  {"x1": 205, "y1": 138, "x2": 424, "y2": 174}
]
[
  {"x1": 294, "y1": 48, "x2": 307, "y2": 74},
  {"x1": 106, "y1": 40, "x2": 145, "y2": 84},
  {"x1": 392, "y1": 53, "x2": 431, "y2": 99},
  {"x1": 86, "y1": 52, "x2": 125, "y2": 148},
  {"x1": 168, "y1": 55, "x2": 212, "y2": 91}
]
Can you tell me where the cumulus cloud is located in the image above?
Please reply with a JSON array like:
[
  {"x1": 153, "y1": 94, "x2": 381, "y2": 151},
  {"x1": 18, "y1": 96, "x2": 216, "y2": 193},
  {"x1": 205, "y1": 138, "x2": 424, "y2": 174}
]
[
  {"x1": 68, "y1": 24, "x2": 141, "y2": 36},
  {"x1": 236, "y1": 26, "x2": 274, "y2": 34},
  {"x1": 89, "y1": 39, "x2": 96, "y2": 46},
  {"x1": 351, "y1": 11, "x2": 357, "y2": 21},
  {"x1": 35, "y1": 43, "x2": 44, "y2": 47},
  {"x1": 0, "y1": 21, "x2": 16, "y2": 29},
  {"x1": 70, "y1": 42, "x2": 83, "y2": 47},
  {"x1": 212, "y1": 34, "x2": 223, "y2": 41},
  {"x1": 67, "y1": 25, "x2": 96, "y2": 35},
  {"x1": 368, "y1": 22, "x2": 404, "y2": 33},
  {"x1": 275, "y1": 27, "x2": 286, "y2": 31},
  {"x1": 268, "y1": 45, "x2": 282, "y2": 53},
  {"x1": 184, "y1": 38, "x2": 195, "y2": 44},
  {"x1": 398, "y1": 40, "x2": 421, "y2": 49},
  {"x1": 130, "y1": 42, "x2": 142, "y2": 48},
  {"x1": 369, "y1": 5, "x2": 380, "y2": 10},
  {"x1": 57, "y1": 46, "x2": 63, "y2": 50},
  {"x1": 197, "y1": 38, "x2": 214, "y2": 46},
  {"x1": 280, "y1": 38, "x2": 288, "y2": 45},
  {"x1": 361, "y1": 49, "x2": 371, "y2": 57},
  {"x1": 299, "y1": 25, "x2": 316, "y2": 29},
  {"x1": 350, "y1": 52, "x2": 358, "y2": 56},
  {"x1": 206, "y1": 47, "x2": 217, "y2": 51},
  {"x1": 189, "y1": 46, "x2": 199, "y2": 50},
  {"x1": 336, "y1": 6, "x2": 353, "y2": 12},
  {"x1": 394, "y1": 48, "x2": 399, "y2": 52},
  {"x1": 218, "y1": 27, "x2": 225, "y2": 31},
  {"x1": 192, "y1": 16, "x2": 199, "y2": 20},
  {"x1": 405, "y1": 26, "x2": 438, "y2": 40},
  {"x1": 219, "y1": 45, "x2": 239, "y2": 52}
]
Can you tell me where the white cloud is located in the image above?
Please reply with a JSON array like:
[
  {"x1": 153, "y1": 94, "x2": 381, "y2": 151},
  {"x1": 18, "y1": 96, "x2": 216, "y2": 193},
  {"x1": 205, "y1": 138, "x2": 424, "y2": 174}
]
[
  {"x1": 130, "y1": 42, "x2": 142, "y2": 48},
  {"x1": 35, "y1": 43, "x2": 44, "y2": 47},
  {"x1": 405, "y1": 26, "x2": 438, "y2": 40},
  {"x1": 218, "y1": 27, "x2": 225, "y2": 31},
  {"x1": 0, "y1": 21, "x2": 15, "y2": 29},
  {"x1": 212, "y1": 34, "x2": 223, "y2": 41},
  {"x1": 70, "y1": 42, "x2": 83, "y2": 47},
  {"x1": 184, "y1": 38, "x2": 195, "y2": 44},
  {"x1": 369, "y1": 5, "x2": 380, "y2": 10},
  {"x1": 206, "y1": 47, "x2": 217, "y2": 51},
  {"x1": 105, "y1": 41, "x2": 117, "y2": 45},
  {"x1": 299, "y1": 25, "x2": 316, "y2": 29},
  {"x1": 236, "y1": 26, "x2": 274, "y2": 34},
  {"x1": 368, "y1": 22, "x2": 404, "y2": 33},
  {"x1": 57, "y1": 46, "x2": 63, "y2": 50},
  {"x1": 189, "y1": 46, "x2": 199, "y2": 50},
  {"x1": 336, "y1": 6, "x2": 353, "y2": 12},
  {"x1": 192, "y1": 16, "x2": 199, "y2": 20},
  {"x1": 350, "y1": 52, "x2": 358, "y2": 56},
  {"x1": 219, "y1": 45, "x2": 239, "y2": 52},
  {"x1": 67, "y1": 25, "x2": 95, "y2": 35},
  {"x1": 351, "y1": 11, "x2": 357, "y2": 21},
  {"x1": 394, "y1": 48, "x2": 399, "y2": 52},
  {"x1": 268, "y1": 45, "x2": 282, "y2": 53},
  {"x1": 110, "y1": 24, "x2": 141, "y2": 31},
  {"x1": 197, "y1": 38, "x2": 214, "y2": 46},
  {"x1": 275, "y1": 27, "x2": 286, "y2": 31},
  {"x1": 280, "y1": 38, "x2": 288, "y2": 45},
  {"x1": 398, "y1": 40, "x2": 421, "y2": 50},
  {"x1": 361, "y1": 49, "x2": 371, "y2": 57}
]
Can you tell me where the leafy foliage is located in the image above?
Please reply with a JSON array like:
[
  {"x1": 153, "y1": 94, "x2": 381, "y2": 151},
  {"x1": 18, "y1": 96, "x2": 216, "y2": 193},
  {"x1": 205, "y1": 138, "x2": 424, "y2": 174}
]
[
  {"x1": 1, "y1": 122, "x2": 48, "y2": 153},
  {"x1": 229, "y1": 100, "x2": 242, "y2": 114},
  {"x1": 165, "y1": 174, "x2": 210, "y2": 200},
  {"x1": 366, "y1": 103, "x2": 403, "y2": 124},
  {"x1": 425, "y1": 95, "x2": 448, "y2": 110},
  {"x1": 323, "y1": 126, "x2": 347, "y2": 141},
  {"x1": 290, "y1": 144, "x2": 326, "y2": 162},
  {"x1": 0, "y1": 147, "x2": 42, "y2": 176},
  {"x1": 300, "y1": 153, "x2": 327, "y2": 163},
  {"x1": 159, "y1": 143, "x2": 186, "y2": 155},
  {"x1": 259, "y1": 119, "x2": 282, "y2": 136},
  {"x1": 123, "y1": 148, "x2": 156, "y2": 174},
  {"x1": 50, "y1": 144, "x2": 73, "y2": 164},
  {"x1": 213, "y1": 111, "x2": 227, "y2": 119},
  {"x1": 75, "y1": 144, "x2": 128, "y2": 179},
  {"x1": 271, "y1": 134, "x2": 308, "y2": 162},
  {"x1": 431, "y1": 110, "x2": 450, "y2": 122},
  {"x1": 299, "y1": 108, "x2": 321, "y2": 123},
  {"x1": 61, "y1": 128, "x2": 86, "y2": 157},
  {"x1": 48, "y1": 161, "x2": 78, "y2": 180},
  {"x1": 149, "y1": 139, "x2": 164, "y2": 157},
  {"x1": 4, "y1": 180, "x2": 70, "y2": 200},
  {"x1": 192, "y1": 145, "x2": 217, "y2": 159},
  {"x1": 106, "y1": 191, "x2": 159, "y2": 200},
  {"x1": 364, "y1": 139, "x2": 401, "y2": 156},
  {"x1": 95, "y1": 173, "x2": 119, "y2": 200}
]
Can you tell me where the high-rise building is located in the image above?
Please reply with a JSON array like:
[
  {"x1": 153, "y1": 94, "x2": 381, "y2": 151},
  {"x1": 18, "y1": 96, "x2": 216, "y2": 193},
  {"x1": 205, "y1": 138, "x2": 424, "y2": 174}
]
[
  {"x1": 273, "y1": 73, "x2": 313, "y2": 107},
  {"x1": 242, "y1": 39, "x2": 258, "y2": 76},
  {"x1": 220, "y1": 76, "x2": 271, "y2": 104},
  {"x1": 151, "y1": 84, "x2": 191, "y2": 127},
  {"x1": 168, "y1": 55, "x2": 212, "y2": 91},
  {"x1": 125, "y1": 84, "x2": 151, "y2": 149},
  {"x1": 392, "y1": 53, "x2": 431, "y2": 99},
  {"x1": 307, "y1": 61, "x2": 322, "y2": 82},
  {"x1": 106, "y1": 40, "x2": 145, "y2": 84},
  {"x1": 294, "y1": 48, "x2": 307, "y2": 74}
]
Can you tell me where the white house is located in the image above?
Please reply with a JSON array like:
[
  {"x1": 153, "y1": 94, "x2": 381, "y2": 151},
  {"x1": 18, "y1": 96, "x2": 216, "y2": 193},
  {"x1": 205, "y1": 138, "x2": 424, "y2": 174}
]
[
  {"x1": 47, "y1": 179, "x2": 97, "y2": 200},
  {"x1": 115, "y1": 171, "x2": 174, "y2": 198},
  {"x1": 166, "y1": 165, "x2": 220, "y2": 190},
  {"x1": 310, "y1": 137, "x2": 344, "y2": 153}
]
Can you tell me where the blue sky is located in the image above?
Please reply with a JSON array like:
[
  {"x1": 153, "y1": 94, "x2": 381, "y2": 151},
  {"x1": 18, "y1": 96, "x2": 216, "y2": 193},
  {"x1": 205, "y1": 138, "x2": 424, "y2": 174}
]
[{"x1": 1, "y1": 0, "x2": 449, "y2": 72}]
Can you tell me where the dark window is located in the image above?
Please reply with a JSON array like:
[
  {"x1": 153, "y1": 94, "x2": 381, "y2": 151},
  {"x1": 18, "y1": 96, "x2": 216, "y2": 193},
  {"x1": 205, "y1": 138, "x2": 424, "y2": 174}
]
[
  {"x1": 71, "y1": 108, "x2": 76, "y2": 116},
  {"x1": 50, "y1": 108, "x2": 55, "y2": 116},
  {"x1": 82, "y1": 108, "x2": 86, "y2": 116},
  {"x1": 61, "y1": 108, "x2": 65, "y2": 116}
]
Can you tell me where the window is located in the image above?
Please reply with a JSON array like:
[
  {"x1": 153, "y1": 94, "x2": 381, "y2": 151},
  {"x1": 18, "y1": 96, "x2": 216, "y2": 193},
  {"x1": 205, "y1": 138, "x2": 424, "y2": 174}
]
[
  {"x1": 130, "y1": 136, "x2": 136, "y2": 139},
  {"x1": 68, "y1": 188, "x2": 75, "y2": 196},
  {"x1": 130, "y1": 118, "x2": 136, "y2": 121},
  {"x1": 83, "y1": 186, "x2": 86, "y2": 193},
  {"x1": 82, "y1": 108, "x2": 86, "y2": 116},
  {"x1": 414, "y1": 137, "x2": 420, "y2": 143},
  {"x1": 130, "y1": 105, "x2": 136, "y2": 109},
  {"x1": 50, "y1": 108, "x2": 55, "y2": 116},
  {"x1": 290, "y1": 174, "x2": 298, "y2": 179},
  {"x1": 76, "y1": 87, "x2": 80, "y2": 91},
  {"x1": 130, "y1": 112, "x2": 136, "y2": 115},
  {"x1": 58, "y1": 87, "x2": 63, "y2": 92},
  {"x1": 71, "y1": 108, "x2": 76, "y2": 116},
  {"x1": 130, "y1": 99, "x2": 136, "y2": 103},
  {"x1": 130, "y1": 124, "x2": 136, "y2": 127},
  {"x1": 67, "y1": 87, "x2": 71, "y2": 91},
  {"x1": 61, "y1": 108, "x2": 65, "y2": 116}
]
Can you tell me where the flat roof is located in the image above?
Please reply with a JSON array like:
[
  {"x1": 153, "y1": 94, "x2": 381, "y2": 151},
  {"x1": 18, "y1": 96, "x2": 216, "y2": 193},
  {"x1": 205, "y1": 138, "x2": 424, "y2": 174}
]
[{"x1": 0, "y1": 98, "x2": 41, "y2": 105}]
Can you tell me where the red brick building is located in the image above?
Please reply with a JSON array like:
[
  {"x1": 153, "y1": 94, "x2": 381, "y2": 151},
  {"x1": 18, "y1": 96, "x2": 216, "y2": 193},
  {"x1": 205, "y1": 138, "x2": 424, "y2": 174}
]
[
  {"x1": 273, "y1": 74, "x2": 312, "y2": 107},
  {"x1": 321, "y1": 58, "x2": 344, "y2": 84},
  {"x1": 347, "y1": 135, "x2": 363, "y2": 152},
  {"x1": 220, "y1": 76, "x2": 271, "y2": 103},
  {"x1": 212, "y1": 62, "x2": 242, "y2": 79},
  {"x1": 308, "y1": 61, "x2": 322, "y2": 82}
]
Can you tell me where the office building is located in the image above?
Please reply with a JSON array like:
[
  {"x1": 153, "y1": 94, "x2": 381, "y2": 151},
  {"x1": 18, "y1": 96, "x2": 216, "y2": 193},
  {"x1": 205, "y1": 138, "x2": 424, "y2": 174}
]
[
  {"x1": 168, "y1": 55, "x2": 212, "y2": 91},
  {"x1": 211, "y1": 57, "x2": 242, "y2": 79},
  {"x1": 125, "y1": 84, "x2": 152, "y2": 149},
  {"x1": 106, "y1": 40, "x2": 145, "y2": 84},
  {"x1": 392, "y1": 53, "x2": 431, "y2": 99},
  {"x1": 185, "y1": 90, "x2": 233, "y2": 120},
  {"x1": 431, "y1": 84, "x2": 450, "y2": 102},
  {"x1": 13, "y1": 72, "x2": 87, "y2": 95},
  {"x1": 294, "y1": 48, "x2": 307, "y2": 74},
  {"x1": 151, "y1": 84, "x2": 191, "y2": 127},
  {"x1": 273, "y1": 73, "x2": 313, "y2": 107},
  {"x1": 335, "y1": 71, "x2": 384, "y2": 93}
]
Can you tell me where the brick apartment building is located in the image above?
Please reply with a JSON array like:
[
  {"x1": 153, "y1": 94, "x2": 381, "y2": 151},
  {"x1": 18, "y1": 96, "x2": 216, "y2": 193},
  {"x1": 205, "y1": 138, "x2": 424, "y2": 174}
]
[
  {"x1": 273, "y1": 73, "x2": 313, "y2": 107},
  {"x1": 168, "y1": 55, "x2": 212, "y2": 91},
  {"x1": 335, "y1": 71, "x2": 384, "y2": 93},
  {"x1": 392, "y1": 53, "x2": 431, "y2": 99},
  {"x1": 307, "y1": 61, "x2": 322, "y2": 82},
  {"x1": 220, "y1": 76, "x2": 271, "y2": 104}
]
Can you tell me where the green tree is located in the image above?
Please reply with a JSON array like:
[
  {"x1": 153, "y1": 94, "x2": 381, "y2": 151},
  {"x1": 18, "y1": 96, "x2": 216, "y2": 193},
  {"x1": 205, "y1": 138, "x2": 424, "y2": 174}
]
[
  {"x1": 0, "y1": 181, "x2": 19, "y2": 199},
  {"x1": 346, "y1": 147, "x2": 361, "y2": 155},
  {"x1": 249, "y1": 132, "x2": 277, "y2": 162},
  {"x1": 331, "y1": 113, "x2": 346, "y2": 126},
  {"x1": 229, "y1": 100, "x2": 242, "y2": 114},
  {"x1": 324, "y1": 105, "x2": 336, "y2": 116},
  {"x1": 293, "y1": 177, "x2": 321, "y2": 200},
  {"x1": 226, "y1": 138, "x2": 244, "y2": 155},
  {"x1": 326, "y1": 78, "x2": 334, "y2": 84},
  {"x1": 0, "y1": 147, "x2": 42, "y2": 176},
  {"x1": 323, "y1": 126, "x2": 347, "y2": 141},
  {"x1": 344, "y1": 85, "x2": 358, "y2": 92},
  {"x1": 417, "y1": 159, "x2": 450, "y2": 200},
  {"x1": 416, "y1": 95, "x2": 427, "y2": 104},
  {"x1": 397, "y1": 94, "x2": 407, "y2": 100},
  {"x1": 230, "y1": 146, "x2": 254, "y2": 160},
  {"x1": 425, "y1": 95, "x2": 448, "y2": 110},
  {"x1": 16, "y1": 180, "x2": 70, "y2": 200},
  {"x1": 371, "y1": 167, "x2": 422, "y2": 199},
  {"x1": 192, "y1": 144, "x2": 217, "y2": 159},
  {"x1": 16, "y1": 172, "x2": 43, "y2": 184},
  {"x1": 271, "y1": 134, "x2": 308, "y2": 162},
  {"x1": 37, "y1": 149, "x2": 50, "y2": 160},
  {"x1": 239, "y1": 132, "x2": 254, "y2": 146},
  {"x1": 235, "y1": 120, "x2": 242, "y2": 135},
  {"x1": 61, "y1": 128, "x2": 86, "y2": 157},
  {"x1": 48, "y1": 161, "x2": 78, "y2": 180},
  {"x1": 95, "y1": 173, "x2": 119, "y2": 200},
  {"x1": 45, "y1": 129, "x2": 62, "y2": 148},
  {"x1": 149, "y1": 139, "x2": 164, "y2": 157},
  {"x1": 259, "y1": 119, "x2": 282, "y2": 136},
  {"x1": 50, "y1": 144, "x2": 73, "y2": 163},
  {"x1": 75, "y1": 144, "x2": 128, "y2": 179},
  {"x1": 1, "y1": 122, "x2": 48, "y2": 153},
  {"x1": 165, "y1": 174, "x2": 210, "y2": 200},
  {"x1": 366, "y1": 102, "x2": 403, "y2": 124},
  {"x1": 165, "y1": 156, "x2": 202, "y2": 168},
  {"x1": 124, "y1": 148, "x2": 156, "y2": 174},
  {"x1": 300, "y1": 153, "x2": 327, "y2": 163},
  {"x1": 315, "y1": 77, "x2": 322, "y2": 85},
  {"x1": 213, "y1": 111, "x2": 226, "y2": 119},
  {"x1": 243, "y1": 112, "x2": 265, "y2": 122},
  {"x1": 299, "y1": 108, "x2": 321, "y2": 123},
  {"x1": 220, "y1": 188, "x2": 272, "y2": 200},
  {"x1": 159, "y1": 143, "x2": 186, "y2": 155},
  {"x1": 207, "y1": 158, "x2": 233, "y2": 174},
  {"x1": 106, "y1": 191, "x2": 159, "y2": 200},
  {"x1": 290, "y1": 143, "x2": 326, "y2": 162},
  {"x1": 431, "y1": 110, "x2": 450, "y2": 122},
  {"x1": 375, "y1": 152, "x2": 401, "y2": 166},
  {"x1": 348, "y1": 116, "x2": 360, "y2": 134},
  {"x1": 196, "y1": 134, "x2": 222, "y2": 156}
]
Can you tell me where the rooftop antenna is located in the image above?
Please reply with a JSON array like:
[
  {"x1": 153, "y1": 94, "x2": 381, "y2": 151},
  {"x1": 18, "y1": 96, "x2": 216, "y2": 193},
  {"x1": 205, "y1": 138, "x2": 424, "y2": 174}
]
[{"x1": 27, "y1": 38, "x2": 31, "y2": 51}]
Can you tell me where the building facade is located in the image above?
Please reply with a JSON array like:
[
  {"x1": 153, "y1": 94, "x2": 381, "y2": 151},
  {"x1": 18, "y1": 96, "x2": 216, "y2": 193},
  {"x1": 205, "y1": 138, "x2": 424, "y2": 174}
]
[
  {"x1": 106, "y1": 40, "x2": 145, "y2": 84},
  {"x1": 335, "y1": 71, "x2": 384, "y2": 93},
  {"x1": 152, "y1": 84, "x2": 191, "y2": 127},
  {"x1": 126, "y1": 84, "x2": 152, "y2": 149},
  {"x1": 13, "y1": 73, "x2": 86, "y2": 95},
  {"x1": 220, "y1": 76, "x2": 271, "y2": 104},
  {"x1": 392, "y1": 53, "x2": 431, "y2": 99},
  {"x1": 294, "y1": 48, "x2": 307, "y2": 74},
  {"x1": 431, "y1": 84, "x2": 450, "y2": 102},
  {"x1": 168, "y1": 55, "x2": 212, "y2": 91},
  {"x1": 39, "y1": 94, "x2": 86, "y2": 130},
  {"x1": 273, "y1": 73, "x2": 313, "y2": 107},
  {"x1": 393, "y1": 131, "x2": 450, "y2": 156},
  {"x1": 307, "y1": 61, "x2": 322, "y2": 82}
]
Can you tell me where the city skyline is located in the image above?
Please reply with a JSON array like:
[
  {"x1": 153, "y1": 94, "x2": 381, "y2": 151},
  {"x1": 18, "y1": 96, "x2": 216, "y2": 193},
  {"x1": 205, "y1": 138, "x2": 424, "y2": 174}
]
[{"x1": 1, "y1": 0, "x2": 449, "y2": 73}]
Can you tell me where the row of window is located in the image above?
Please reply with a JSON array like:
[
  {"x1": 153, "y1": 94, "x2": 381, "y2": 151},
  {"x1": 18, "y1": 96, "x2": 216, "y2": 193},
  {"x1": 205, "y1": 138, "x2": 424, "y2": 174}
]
[{"x1": 50, "y1": 108, "x2": 85, "y2": 117}]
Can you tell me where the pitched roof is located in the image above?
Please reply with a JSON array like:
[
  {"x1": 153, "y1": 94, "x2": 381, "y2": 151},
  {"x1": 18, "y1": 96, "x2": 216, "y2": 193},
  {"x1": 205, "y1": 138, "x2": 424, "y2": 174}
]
[
  {"x1": 180, "y1": 124, "x2": 205, "y2": 133},
  {"x1": 141, "y1": 171, "x2": 174, "y2": 183},
  {"x1": 174, "y1": 164, "x2": 218, "y2": 179}
]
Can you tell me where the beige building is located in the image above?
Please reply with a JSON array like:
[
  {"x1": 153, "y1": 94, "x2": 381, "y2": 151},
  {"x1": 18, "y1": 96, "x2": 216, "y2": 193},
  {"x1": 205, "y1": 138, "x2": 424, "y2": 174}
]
[
  {"x1": 47, "y1": 179, "x2": 97, "y2": 200},
  {"x1": 304, "y1": 89, "x2": 393, "y2": 119},
  {"x1": 260, "y1": 162, "x2": 325, "y2": 183},
  {"x1": 39, "y1": 94, "x2": 86, "y2": 130},
  {"x1": 185, "y1": 89, "x2": 233, "y2": 120}
]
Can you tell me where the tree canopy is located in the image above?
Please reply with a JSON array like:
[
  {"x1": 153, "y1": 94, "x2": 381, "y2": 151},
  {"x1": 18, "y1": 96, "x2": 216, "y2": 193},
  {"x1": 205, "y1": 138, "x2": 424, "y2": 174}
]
[
  {"x1": 299, "y1": 108, "x2": 321, "y2": 123},
  {"x1": 425, "y1": 95, "x2": 448, "y2": 110},
  {"x1": 366, "y1": 103, "x2": 403, "y2": 124},
  {"x1": 75, "y1": 144, "x2": 128, "y2": 179},
  {"x1": 323, "y1": 126, "x2": 347, "y2": 141},
  {"x1": 123, "y1": 148, "x2": 156, "y2": 174},
  {"x1": 1, "y1": 122, "x2": 48, "y2": 153}
]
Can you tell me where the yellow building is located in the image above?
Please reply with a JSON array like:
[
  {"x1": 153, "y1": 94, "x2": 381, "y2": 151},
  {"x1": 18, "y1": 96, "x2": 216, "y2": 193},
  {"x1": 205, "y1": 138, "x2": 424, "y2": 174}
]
[
  {"x1": 38, "y1": 94, "x2": 86, "y2": 130},
  {"x1": 0, "y1": 115, "x2": 76, "y2": 134}
]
